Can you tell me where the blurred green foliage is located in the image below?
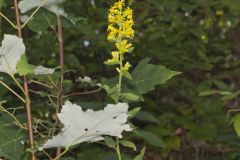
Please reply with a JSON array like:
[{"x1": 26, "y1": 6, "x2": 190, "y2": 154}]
[{"x1": 1, "y1": 0, "x2": 240, "y2": 160}]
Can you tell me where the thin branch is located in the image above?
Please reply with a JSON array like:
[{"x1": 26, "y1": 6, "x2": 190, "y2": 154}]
[
  {"x1": 31, "y1": 80, "x2": 53, "y2": 89},
  {"x1": 29, "y1": 89, "x2": 57, "y2": 98},
  {"x1": 10, "y1": 74, "x2": 26, "y2": 95},
  {"x1": 56, "y1": 15, "x2": 64, "y2": 159},
  {"x1": 0, "y1": 12, "x2": 17, "y2": 29},
  {"x1": 42, "y1": 149, "x2": 54, "y2": 160},
  {"x1": 0, "y1": 106, "x2": 27, "y2": 129},
  {"x1": 21, "y1": 0, "x2": 47, "y2": 28},
  {"x1": 0, "y1": 80, "x2": 25, "y2": 103},
  {"x1": 13, "y1": 0, "x2": 36, "y2": 159},
  {"x1": 64, "y1": 88, "x2": 102, "y2": 99}
]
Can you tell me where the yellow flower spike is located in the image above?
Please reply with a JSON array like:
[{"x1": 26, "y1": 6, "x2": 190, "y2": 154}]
[
  {"x1": 106, "y1": 0, "x2": 135, "y2": 84},
  {"x1": 116, "y1": 40, "x2": 133, "y2": 54}
]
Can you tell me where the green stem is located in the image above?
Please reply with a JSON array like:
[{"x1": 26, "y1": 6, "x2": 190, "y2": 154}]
[
  {"x1": 0, "y1": 12, "x2": 17, "y2": 29},
  {"x1": 10, "y1": 75, "x2": 26, "y2": 95},
  {"x1": 116, "y1": 138, "x2": 122, "y2": 160},
  {"x1": 53, "y1": 147, "x2": 69, "y2": 160},
  {"x1": 115, "y1": 53, "x2": 123, "y2": 160},
  {"x1": 117, "y1": 54, "x2": 123, "y2": 102},
  {"x1": 0, "y1": 106, "x2": 26, "y2": 129},
  {"x1": 0, "y1": 80, "x2": 25, "y2": 103},
  {"x1": 21, "y1": 0, "x2": 47, "y2": 28}
]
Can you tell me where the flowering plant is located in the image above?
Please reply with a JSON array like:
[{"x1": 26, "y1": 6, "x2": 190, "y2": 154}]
[{"x1": 0, "y1": 0, "x2": 179, "y2": 159}]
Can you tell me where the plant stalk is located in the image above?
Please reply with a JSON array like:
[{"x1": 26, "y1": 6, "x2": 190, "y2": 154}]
[
  {"x1": 13, "y1": 0, "x2": 36, "y2": 159},
  {"x1": 116, "y1": 138, "x2": 122, "y2": 160},
  {"x1": 117, "y1": 54, "x2": 123, "y2": 102},
  {"x1": 56, "y1": 15, "x2": 64, "y2": 159}
]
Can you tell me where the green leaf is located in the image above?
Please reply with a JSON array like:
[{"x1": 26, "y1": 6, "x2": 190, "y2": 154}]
[
  {"x1": 0, "y1": 0, "x2": 4, "y2": 9},
  {"x1": 128, "y1": 107, "x2": 141, "y2": 119},
  {"x1": 0, "y1": 120, "x2": 25, "y2": 159},
  {"x1": 135, "y1": 111, "x2": 161, "y2": 124},
  {"x1": 104, "y1": 60, "x2": 119, "y2": 65},
  {"x1": 104, "y1": 137, "x2": 116, "y2": 149},
  {"x1": 121, "y1": 93, "x2": 140, "y2": 102},
  {"x1": 17, "y1": 55, "x2": 35, "y2": 76},
  {"x1": 199, "y1": 90, "x2": 231, "y2": 96},
  {"x1": 120, "y1": 140, "x2": 136, "y2": 151},
  {"x1": 222, "y1": 0, "x2": 240, "y2": 12},
  {"x1": 122, "y1": 70, "x2": 132, "y2": 80},
  {"x1": 131, "y1": 58, "x2": 181, "y2": 95},
  {"x1": 136, "y1": 130, "x2": 165, "y2": 148},
  {"x1": 232, "y1": 114, "x2": 240, "y2": 136},
  {"x1": 133, "y1": 147, "x2": 146, "y2": 160},
  {"x1": 162, "y1": 136, "x2": 181, "y2": 157},
  {"x1": 221, "y1": 90, "x2": 240, "y2": 101}
]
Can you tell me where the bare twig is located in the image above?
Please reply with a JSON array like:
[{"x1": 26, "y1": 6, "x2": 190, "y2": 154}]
[
  {"x1": 64, "y1": 88, "x2": 102, "y2": 99},
  {"x1": 0, "y1": 80, "x2": 25, "y2": 103},
  {"x1": 0, "y1": 12, "x2": 17, "y2": 28},
  {"x1": 21, "y1": 0, "x2": 47, "y2": 28},
  {"x1": 56, "y1": 15, "x2": 64, "y2": 159},
  {"x1": 13, "y1": 0, "x2": 36, "y2": 159}
]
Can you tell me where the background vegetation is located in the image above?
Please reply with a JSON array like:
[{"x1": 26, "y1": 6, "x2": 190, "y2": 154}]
[{"x1": 1, "y1": 0, "x2": 240, "y2": 159}]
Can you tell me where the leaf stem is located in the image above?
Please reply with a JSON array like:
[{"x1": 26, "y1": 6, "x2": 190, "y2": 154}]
[
  {"x1": 53, "y1": 147, "x2": 69, "y2": 160},
  {"x1": 0, "y1": 80, "x2": 25, "y2": 103},
  {"x1": 117, "y1": 54, "x2": 123, "y2": 102},
  {"x1": 31, "y1": 80, "x2": 53, "y2": 89},
  {"x1": 0, "y1": 12, "x2": 17, "y2": 29},
  {"x1": 21, "y1": 0, "x2": 47, "y2": 28},
  {"x1": 116, "y1": 138, "x2": 122, "y2": 160},
  {"x1": 0, "y1": 106, "x2": 26, "y2": 129},
  {"x1": 10, "y1": 74, "x2": 26, "y2": 95},
  {"x1": 64, "y1": 88, "x2": 102, "y2": 99}
]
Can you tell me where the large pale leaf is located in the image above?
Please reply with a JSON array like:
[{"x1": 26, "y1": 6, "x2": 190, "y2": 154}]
[
  {"x1": 34, "y1": 66, "x2": 55, "y2": 75},
  {"x1": 42, "y1": 101, "x2": 132, "y2": 149},
  {"x1": 18, "y1": 0, "x2": 67, "y2": 16},
  {"x1": 0, "y1": 34, "x2": 25, "y2": 75}
]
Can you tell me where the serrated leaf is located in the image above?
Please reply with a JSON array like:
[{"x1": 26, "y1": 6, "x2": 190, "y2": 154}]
[
  {"x1": 133, "y1": 147, "x2": 145, "y2": 160},
  {"x1": 120, "y1": 140, "x2": 136, "y2": 151},
  {"x1": 0, "y1": 34, "x2": 25, "y2": 75},
  {"x1": 41, "y1": 101, "x2": 132, "y2": 149},
  {"x1": 131, "y1": 58, "x2": 181, "y2": 95},
  {"x1": 18, "y1": 0, "x2": 67, "y2": 17}
]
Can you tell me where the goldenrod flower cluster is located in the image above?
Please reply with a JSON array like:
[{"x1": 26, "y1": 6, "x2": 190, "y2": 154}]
[{"x1": 105, "y1": 0, "x2": 134, "y2": 74}]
